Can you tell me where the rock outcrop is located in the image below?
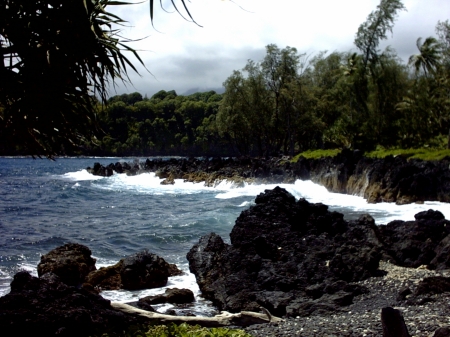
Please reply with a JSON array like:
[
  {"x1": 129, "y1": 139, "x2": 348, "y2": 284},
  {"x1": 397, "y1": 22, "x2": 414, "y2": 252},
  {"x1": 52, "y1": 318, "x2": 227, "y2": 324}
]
[
  {"x1": 37, "y1": 244, "x2": 181, "y2": 291},
  {"x1": 298, "y1": 151, "x2": 450, "y2": 204},
  {"x1": 85, "y1": 250, "x2": 182, "y2": 290},
  {"x1": 187, "y1": 187, "x2": 381, "y2": 316},
  {"x1": 87, "y1": 151, "x2": 450, "y2": 204},
  {"x1": 37, "y1": 243, "x2": 97, "y2": 286},
  {"x1": 138, "y1": 288, "x2": 195, "y2": 306},
  {"x1": 1, "y1": 245, "x2": 185, "y2": 336},
  {"x1": 187, "y1": 187, "x2": 450, "y2": 317},
  {"x1": 0, "y1": 271, "x2": 146, "y2": 337},
  {"x1": 378, "y1": 210, "x2": 450, "y2": 269}
]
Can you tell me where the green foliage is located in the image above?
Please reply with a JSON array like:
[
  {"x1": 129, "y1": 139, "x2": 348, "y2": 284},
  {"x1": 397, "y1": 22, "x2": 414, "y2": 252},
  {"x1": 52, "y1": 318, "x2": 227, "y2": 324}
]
[
  {"x1": 217, "y1": 44, "x2": 314, "y2": 156},
  {"x1": 366, "y1": 148, "x2": 450, "y2": 161},
  {"x1": 292, "y1": 149, "x2": 341, "y2": 161},
  {"x1": 2, "y1": 0, "x2": 449, "y2": 157},
  {"x1": 354, "y1": 0, "x2": 406, "y2": 69},
  {"x1": 0, "y1": 0, "x2": 146, "y2": 157},
  {"x1": 91, "y1": 323, "x2": 254, "y2": 337},
  {"x1": 96, "y1": 90, "x2": 227, "y2": 156}
]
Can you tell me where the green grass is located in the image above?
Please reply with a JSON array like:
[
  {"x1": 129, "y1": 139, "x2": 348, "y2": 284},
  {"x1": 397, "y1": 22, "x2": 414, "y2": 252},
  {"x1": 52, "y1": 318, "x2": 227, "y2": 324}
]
[
  {"x1": 291, "y1": 149, "x2": 341, "y2": 162},
  {"x1": 365, "y1": 148, "x2": 450, "y2": 161},
  {"x1": 291, "y1": 148, "x2": 450, "y2": 162}
]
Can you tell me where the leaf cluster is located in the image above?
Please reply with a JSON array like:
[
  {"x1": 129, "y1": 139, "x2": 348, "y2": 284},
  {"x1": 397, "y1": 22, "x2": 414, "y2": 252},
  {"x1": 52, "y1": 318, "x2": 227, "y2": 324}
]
[{"x1": 0, "y1": 0, "x2": 144, "y2": 157}]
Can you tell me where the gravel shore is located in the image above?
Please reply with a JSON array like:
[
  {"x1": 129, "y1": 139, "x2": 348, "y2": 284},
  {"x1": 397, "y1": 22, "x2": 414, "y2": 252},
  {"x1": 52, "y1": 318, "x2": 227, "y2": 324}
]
[{"x1": 245, "y1": 261, "x2": 450, "y2": 337}]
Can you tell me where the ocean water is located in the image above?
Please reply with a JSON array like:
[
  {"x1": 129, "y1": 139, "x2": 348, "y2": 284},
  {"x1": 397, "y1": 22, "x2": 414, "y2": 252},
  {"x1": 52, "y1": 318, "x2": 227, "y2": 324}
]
[{"x1": 1, "y1": 157, "x2": 449, "y2": 314}]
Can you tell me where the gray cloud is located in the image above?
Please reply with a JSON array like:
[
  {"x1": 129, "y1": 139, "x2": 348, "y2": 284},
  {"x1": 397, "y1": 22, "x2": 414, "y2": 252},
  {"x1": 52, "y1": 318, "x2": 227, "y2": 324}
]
[{"x1": 109, "y1": 0, "x2": 449, "y2": 98}]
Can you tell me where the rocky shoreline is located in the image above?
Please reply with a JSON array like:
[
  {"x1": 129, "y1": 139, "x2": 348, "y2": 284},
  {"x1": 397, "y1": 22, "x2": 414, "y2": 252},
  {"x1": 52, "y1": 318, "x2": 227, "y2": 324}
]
[
  {"x1": 184, "y1": 187, "x2": 450, "y2": 336},
  {"x1": 88, "y1": 151, "x2": 450, "y2": 204},
  {"x1": 2, "y1": 184, "x2": 450, "y2": 336}
]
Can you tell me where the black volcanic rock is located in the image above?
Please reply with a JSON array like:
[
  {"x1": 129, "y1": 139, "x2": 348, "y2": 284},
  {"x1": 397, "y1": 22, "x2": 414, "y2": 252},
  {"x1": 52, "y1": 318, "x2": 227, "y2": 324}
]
[
  {"x1": 88, "y1": 154, "x2": 450, "y2": 204},
  {"x1": 138, "y1": 288, "x2": 195, "y2": 306},
  {"x1": 187, "y1": 187, "x2": 381, "y2": 316},
  {"x1": 0, "y1": 271, "x2": 145, "y2": 337},
  {"x1": 187, "y1": 187, "x2": 450, "y2": 317},
  {"x1": 37, "y1": 243, "x2": 97, "y2": 287},
  {"x1": 378, "y1": 210, "x2": 450, "y2": 269},
  {"x1": 86, "y1": 250, "x2": 179, "y2": 291},
  {"x1": 120, "y1": 250, "x2": 173, "y2": 290}
]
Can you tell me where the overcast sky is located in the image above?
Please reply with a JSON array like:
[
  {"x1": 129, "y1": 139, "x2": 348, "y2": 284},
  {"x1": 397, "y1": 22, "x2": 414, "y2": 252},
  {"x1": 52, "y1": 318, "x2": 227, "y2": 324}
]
[{"x1": 109, "y1": 0, "x2": 450, "y2": 98}]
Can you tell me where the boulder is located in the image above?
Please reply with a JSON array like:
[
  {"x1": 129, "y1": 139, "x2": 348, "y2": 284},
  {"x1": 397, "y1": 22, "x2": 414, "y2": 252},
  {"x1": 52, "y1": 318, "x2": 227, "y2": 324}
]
[
  {"x1": 86, "y1": 162, "x2": 113, "y2": 177},
  {"x1": 414, "y1": 276, "x2": 450, "y2": 296},
  {"x1": 138, "y1": 288, "x2": 195, "y2": 306},
  {"x1": 121, "y1": 250, "x2": 172, "y2": 290},
  {"x1": 378, "y1": 210, "x2": 450, "y2": 268},
  {"x1": 37, "y1": 243, "x2": 96, "y2": 286},
  {"x1": 86, "y1": 250, "x2": 182, "y2": 291},
  {"x1": 187, "y1": 187, "x2": 381, "y2": 317},
  {"x1": 85, "y1": 261, "x2": 122, "y2": 290},
  {"x1": 0, "y1": 271, "x2": 145, "y2": 337}
]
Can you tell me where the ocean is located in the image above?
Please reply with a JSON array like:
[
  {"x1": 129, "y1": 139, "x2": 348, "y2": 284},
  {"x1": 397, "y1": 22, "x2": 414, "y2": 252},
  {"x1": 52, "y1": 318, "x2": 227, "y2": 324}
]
[{"x1": 1, "y1": 157, "x2": 449, "y2": 314}]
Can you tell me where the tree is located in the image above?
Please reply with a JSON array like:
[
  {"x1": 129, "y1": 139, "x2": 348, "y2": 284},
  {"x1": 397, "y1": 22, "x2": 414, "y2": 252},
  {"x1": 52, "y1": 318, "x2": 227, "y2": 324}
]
[
  {"x1": 436, "y1": 20, "x2": 450, "y2": 148},
  {"x1": 351, "y1": 0, "x2": 406, "y2": 149},
  {"x1": 408, "y1": 37, "x2": 441, "y2": 76},
  {"x1": 218, "y1": 45, "x2": 314, "y2": 156},
  {"x1": 0, "y1": 0, "x2": 147, "y2": 157},
  {"x1": 354, "y1": 0, "x2": 405, "y2": 70}
]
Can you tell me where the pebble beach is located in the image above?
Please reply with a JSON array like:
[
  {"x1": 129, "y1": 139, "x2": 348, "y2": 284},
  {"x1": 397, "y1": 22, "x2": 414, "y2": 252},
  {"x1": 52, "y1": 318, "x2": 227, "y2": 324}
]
[{"x1": 245, "y1": 262, "x2": 450, "y2": 337}]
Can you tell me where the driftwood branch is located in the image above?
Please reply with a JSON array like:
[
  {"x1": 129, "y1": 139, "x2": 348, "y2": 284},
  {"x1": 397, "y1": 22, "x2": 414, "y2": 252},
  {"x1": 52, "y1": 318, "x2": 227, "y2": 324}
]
[{"x1": 111, "y1": 302, "x2": 283, "y2": 327}]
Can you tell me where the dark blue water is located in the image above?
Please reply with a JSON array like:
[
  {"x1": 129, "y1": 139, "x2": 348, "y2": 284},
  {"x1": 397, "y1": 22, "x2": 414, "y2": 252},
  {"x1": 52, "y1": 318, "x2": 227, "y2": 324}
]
[
  {"x1": 1, "y1": 157, "x2": 449, "y2": 303},
  {"x1": 0, "y1": 157, "x2": 248, "y2": 298}
]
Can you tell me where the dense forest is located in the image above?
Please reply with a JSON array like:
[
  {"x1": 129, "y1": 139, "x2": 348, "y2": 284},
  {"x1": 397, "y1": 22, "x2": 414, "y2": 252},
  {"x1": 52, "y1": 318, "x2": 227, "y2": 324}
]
[
  {"x1": 1, "y1": 1, "x2": 449, "y2": 158},
  {"x1": 74, "y1": 15, "x2": 450, "y2": 157}
]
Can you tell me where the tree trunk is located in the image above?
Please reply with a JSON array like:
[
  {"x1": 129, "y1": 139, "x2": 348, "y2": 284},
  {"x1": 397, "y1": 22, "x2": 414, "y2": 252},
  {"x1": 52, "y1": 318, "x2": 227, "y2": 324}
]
[
  {"x1": 112, "y1": 302, "x2": 283, "y2": 327},
  {"x1": 447, "y1": 127, "x2": 450, "y2": 149}
]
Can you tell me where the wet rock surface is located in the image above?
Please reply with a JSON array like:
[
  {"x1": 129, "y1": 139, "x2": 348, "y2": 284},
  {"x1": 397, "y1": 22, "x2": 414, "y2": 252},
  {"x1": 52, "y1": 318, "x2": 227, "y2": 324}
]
[
  {"x1": 138, "y1": 288, "x2": 195, "y2": 306},
  {"x1": 85, "y1": 250, "x2": 183, "y2": 291}
]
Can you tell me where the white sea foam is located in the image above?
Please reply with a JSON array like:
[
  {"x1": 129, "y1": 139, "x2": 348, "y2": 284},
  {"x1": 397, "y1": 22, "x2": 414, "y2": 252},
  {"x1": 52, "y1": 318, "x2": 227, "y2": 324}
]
[
  {"x1": 99, "y1": 262, "x2": 216, "y2": 315},
  {"x1": 60, "y1": 169, "x2": 105, "y2": 181},
  {"x1": 86, "y1": 171, "x2": 450, "y2": 224},
  {"x1": 93, "y1": 172, "x2": 234, "y2": 195},
  {"x1": 237, "y1": 201, "x2": 253, "y2": 207}
]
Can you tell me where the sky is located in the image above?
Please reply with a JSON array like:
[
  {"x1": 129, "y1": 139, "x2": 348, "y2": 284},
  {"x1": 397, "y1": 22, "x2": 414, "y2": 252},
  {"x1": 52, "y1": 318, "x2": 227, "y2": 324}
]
[{"x1": 109, "y1": 0, "x2": 450, "y2": 98}]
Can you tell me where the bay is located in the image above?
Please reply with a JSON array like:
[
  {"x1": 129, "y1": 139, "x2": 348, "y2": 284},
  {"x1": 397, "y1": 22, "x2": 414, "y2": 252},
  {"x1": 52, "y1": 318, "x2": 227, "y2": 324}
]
[{"x1": 1, "y1": 157, "x2": 449, "y2": 313}]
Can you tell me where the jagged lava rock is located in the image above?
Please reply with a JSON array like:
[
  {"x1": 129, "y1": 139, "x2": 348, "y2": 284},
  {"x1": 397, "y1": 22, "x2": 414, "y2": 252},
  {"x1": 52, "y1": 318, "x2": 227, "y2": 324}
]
[
  {"x1": 37, "y1": 243, "x2": 96, "y2": 286},
  {"x1": 0, "y1": 271, "x2": 145, "y2": 337},
  {"x1": 138, "y1": 288, "x2": 195, "y2": 306},
  {"x1": 120, "y1": 250, "x2": 174, "y2": 290},
  {"x1": 187, "y1": 186, "x2": 382, "y2": 317},
  {"x1": 378, "y1": 209, "x2": 450, "y2": 269},
  {"x1": 86, "y1": 252, "x2": 182, "y2": 290}
]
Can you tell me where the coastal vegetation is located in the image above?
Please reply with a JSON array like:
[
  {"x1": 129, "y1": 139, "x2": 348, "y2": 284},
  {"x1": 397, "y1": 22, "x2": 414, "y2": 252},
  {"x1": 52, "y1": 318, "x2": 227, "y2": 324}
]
[
  {"x1": 1, "y1": 0, "x2": 450, "y2": 158},
  {"x1": 91, "y1": 323, "x2": 254, "y2": 337},
  {"x1": 292, "y1": 148, "x2": 450, "y2": 161}
]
